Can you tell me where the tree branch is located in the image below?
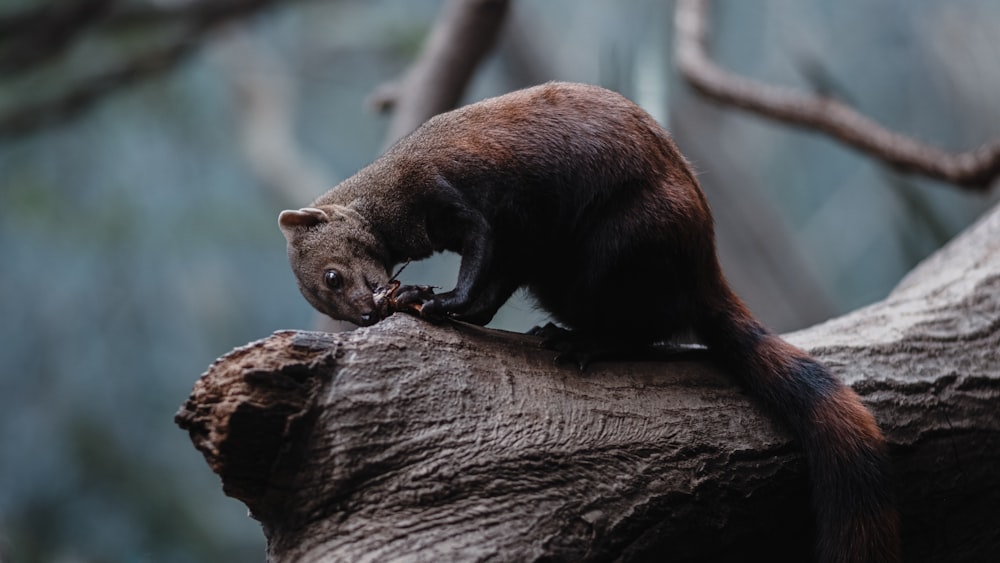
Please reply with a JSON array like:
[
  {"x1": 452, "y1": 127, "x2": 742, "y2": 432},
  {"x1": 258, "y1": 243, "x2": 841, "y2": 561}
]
[
  {"x1": 674, "y1": 0, "x2": 1000, "y2": 190},
  {"x1": 372, "y1": 0, "x2": 510, "y2": 145},
  {"x1": 0, "y1": 0, "x2": 304, "y2": 138},
  {"x1": 0, "y1": 0, "x2": 298, "y2": 74},
  {"x1": 215, "y1": 29, "x2": 332, "y2": 206},
  {"x1": 0, "y1": 0, "x2": 113, "y2": 73},
  {"x1": 0, "y1": 38, "x2": 198, "y2": 137},
  {"x1": 177, "y1": 201, "x2": 1000, "y2": 561}
]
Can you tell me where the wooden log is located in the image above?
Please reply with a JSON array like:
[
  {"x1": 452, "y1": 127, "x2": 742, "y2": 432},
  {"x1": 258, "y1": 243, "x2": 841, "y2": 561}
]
[{"x1": 177, "y1": 203, "x2": 1000, "y2": 562}]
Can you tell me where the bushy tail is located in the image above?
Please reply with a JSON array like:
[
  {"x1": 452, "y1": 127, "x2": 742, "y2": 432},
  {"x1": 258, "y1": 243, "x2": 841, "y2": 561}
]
[{"x1": 696, "y1": 287, "x2": 900, "y2": 563}]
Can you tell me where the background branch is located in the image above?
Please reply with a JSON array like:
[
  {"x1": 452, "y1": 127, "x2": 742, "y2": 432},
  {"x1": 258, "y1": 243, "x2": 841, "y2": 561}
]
[
  {"x1": 674, "y1": 0, "x2": 1000, "y2": 190},
  {"x1": 0, "y1": 0, "x2": 303, "y2": 137},
  {"x1": 0, "y1": 0, "x2": 113, "y2": 72},
  {"x1": 0, "y1": 38, "x2": 198, "y2": 137},
  {"x1": 215, "y1": 29, "x2": 332, "y2": 206},
  {"x1": 372, "y1": 0, "x2": 510, "y2": 145}
]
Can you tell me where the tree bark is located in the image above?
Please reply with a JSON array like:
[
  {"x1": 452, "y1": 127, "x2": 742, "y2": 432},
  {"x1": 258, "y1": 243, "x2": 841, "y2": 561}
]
[{"x1": 177, "y1": 201, "x2": 1000, "y2": 562}]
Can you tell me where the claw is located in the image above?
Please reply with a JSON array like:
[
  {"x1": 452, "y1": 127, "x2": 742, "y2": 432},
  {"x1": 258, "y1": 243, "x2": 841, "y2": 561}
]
[
  {"x1": 416, "y1": 297, "x2": 450, "y2": 323},
  {"x1": 372, "y1": 282, "x2": 436, "y2": 318}
]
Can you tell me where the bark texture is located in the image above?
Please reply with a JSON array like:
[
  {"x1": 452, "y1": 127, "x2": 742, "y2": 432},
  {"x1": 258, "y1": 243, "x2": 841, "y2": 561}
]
[{"x1": 177, "y1": 203, "x2": 1000, "y2": 562}]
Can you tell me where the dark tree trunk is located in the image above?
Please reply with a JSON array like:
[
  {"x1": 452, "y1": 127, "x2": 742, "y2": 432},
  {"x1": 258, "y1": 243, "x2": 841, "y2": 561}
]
[{"x1": 177, "y1": 202, "x2": 1000, "y2": 562}]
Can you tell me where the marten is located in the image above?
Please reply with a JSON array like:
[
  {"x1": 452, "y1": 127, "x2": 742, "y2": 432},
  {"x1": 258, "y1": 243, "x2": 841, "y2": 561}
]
[{"x1": 278, "y1": 82, "x2": 899, "y2": 562}]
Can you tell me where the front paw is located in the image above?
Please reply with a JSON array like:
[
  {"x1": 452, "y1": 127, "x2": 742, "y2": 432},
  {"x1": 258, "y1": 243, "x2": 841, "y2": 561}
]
[
  {"x1": 392, "y1": 285, "x2": 453, "y2": 322},
  {"x1": 394, "y1": 284, "x2": 437, "y2": 308},
  {"x1": 415, "y1": 290, "x2": 467, "y2": 322},
  {"x1": 372, "y1": 282, "x2": 437, "y2": 318}
]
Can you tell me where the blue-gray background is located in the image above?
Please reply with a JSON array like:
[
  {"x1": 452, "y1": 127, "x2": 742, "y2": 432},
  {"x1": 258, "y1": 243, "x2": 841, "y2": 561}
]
[{"x1": 1, "y1": 0, "x2": 997, "y2": 561}]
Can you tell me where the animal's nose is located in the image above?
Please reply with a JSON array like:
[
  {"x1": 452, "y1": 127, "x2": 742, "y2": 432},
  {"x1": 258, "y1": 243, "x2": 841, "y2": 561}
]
[{"x1": 359, "y1": 312, "x2": 375, "y2": 325}]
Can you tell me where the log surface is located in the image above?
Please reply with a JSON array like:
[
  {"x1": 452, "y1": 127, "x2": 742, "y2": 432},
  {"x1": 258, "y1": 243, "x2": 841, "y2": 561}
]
[{"x1": 176, "y1": 204, "x2": 1000, "y2": 562}]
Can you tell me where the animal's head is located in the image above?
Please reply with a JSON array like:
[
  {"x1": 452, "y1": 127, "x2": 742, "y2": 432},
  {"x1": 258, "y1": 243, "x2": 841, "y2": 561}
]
[{"x1": 279, "y1": 205, "x2": 390, "y2": 326}]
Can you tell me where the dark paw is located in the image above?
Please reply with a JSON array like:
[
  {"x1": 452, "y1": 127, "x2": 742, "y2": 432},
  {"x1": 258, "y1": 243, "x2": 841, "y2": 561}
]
[
  {"x1": 528, "y1": 324, "x2": 661, "y2": 370},
  {"x1": 527, "y1": 322, "x2": 570, "y2": 339},
  {"x1": 527, "y1": 324, "x2": 599, "y2": 370},
  {"x1": 394, "y1": 284, "x2": 437, "y2": 307},
  {"x1": 373, "y1": 282, "x2": 438, "y2": 319},
  {"x1": 416, "y1": 297, "x2": 451, "y2": 323}
]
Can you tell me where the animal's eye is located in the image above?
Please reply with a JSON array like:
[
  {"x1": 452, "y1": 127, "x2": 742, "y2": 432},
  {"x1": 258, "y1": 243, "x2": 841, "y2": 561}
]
[{"x1": 324, "y1": 270, "x2": 343, "y2": 290}]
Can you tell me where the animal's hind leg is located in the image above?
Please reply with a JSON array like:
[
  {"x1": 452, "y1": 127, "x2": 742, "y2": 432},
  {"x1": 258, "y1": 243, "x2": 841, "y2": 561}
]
[{"x1": 527, "y1": 323, "x2": 660, "y2": 369}]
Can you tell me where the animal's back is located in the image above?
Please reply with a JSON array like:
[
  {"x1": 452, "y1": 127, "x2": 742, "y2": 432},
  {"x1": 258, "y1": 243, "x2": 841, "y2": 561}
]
[
  {"x1": 394, "y1": 82, "x2": 696, "y2": 197},
  {"x1": 386, "y1": 83, "x2": 716, "y2": 337}
]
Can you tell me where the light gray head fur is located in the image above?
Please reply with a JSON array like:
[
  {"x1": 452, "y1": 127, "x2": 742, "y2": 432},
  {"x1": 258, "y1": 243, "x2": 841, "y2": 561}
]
[{"x1": 279, "y1": 205, "x2": 390, "y2": 326}]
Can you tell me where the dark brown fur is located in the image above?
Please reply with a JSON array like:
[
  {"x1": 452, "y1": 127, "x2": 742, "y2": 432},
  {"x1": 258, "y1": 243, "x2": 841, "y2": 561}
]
[{"x1": 279, "y1": 82, "x2": 899, "y2": 562}]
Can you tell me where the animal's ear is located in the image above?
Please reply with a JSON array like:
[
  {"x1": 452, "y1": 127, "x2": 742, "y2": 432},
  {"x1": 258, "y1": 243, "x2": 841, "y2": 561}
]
[{"x1": 279, "y1": 207, "x2": 329, "y2": 241}]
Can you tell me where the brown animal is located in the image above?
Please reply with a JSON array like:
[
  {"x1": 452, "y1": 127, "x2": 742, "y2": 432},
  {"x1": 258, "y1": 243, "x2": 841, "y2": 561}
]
[{"x1": 279, "y1": 82, "x2": 899, "y2": 562}]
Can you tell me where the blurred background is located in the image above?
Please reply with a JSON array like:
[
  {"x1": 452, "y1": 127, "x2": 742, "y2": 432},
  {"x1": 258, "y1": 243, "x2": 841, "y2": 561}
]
[{"x1": 1, "y1": 0, "x2": 997, "y2": 561}]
